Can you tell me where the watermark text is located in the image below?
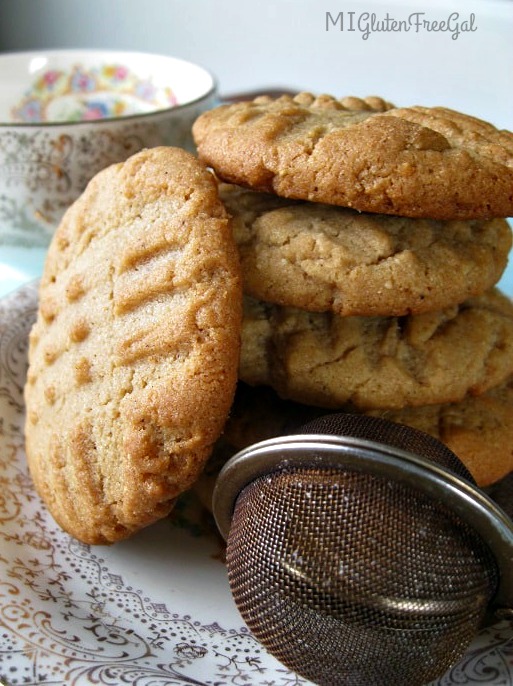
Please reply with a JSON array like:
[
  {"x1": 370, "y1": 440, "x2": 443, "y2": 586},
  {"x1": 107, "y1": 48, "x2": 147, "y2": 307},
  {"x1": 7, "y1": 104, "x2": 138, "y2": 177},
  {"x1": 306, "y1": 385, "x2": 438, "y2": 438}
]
[{"x1": 326, "y1": 11, "x2": 477, "y2": 40}]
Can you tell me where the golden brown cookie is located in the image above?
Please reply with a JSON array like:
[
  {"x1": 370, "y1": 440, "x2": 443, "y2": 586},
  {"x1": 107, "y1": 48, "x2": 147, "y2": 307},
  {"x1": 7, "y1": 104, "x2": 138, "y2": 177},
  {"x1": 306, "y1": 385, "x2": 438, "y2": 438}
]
[
  {"x1": 239, "y1": 289, "x2": 513, "y2": 411},
  {"x1": 193, "y1": 92, "x2": 513, "y2": 219},
  {"x1": 24, "y1": 146, "x2": 242, "y2": 544},
  {"x1": 221, "y1": 183, "x2": 511, "y2": 316},
  {"x1": 193, "y1": 383, "x2": 324, "y2": 513},
  {"x1": 195, "y1": 377, "x2": 513, "y2": 514},
  {"x1": 369, "y1": 374, "x2": 513, "y2": 487}
]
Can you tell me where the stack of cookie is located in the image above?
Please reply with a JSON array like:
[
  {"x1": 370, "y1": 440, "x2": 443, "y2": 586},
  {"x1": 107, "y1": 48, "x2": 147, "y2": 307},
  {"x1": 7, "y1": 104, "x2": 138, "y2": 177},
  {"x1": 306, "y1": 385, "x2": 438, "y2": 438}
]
[{"x1": 193, "y1": 92, "x2": 513, "y2": 488}]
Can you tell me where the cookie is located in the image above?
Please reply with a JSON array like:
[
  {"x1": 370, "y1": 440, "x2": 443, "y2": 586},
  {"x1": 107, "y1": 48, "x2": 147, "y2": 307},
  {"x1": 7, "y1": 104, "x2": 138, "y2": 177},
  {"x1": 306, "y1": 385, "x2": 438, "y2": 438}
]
[
  {"x1": 193, "y1": 92, "x2": 513, "y2": 219},
  {"x1": 239, "y1": 289, "x2": 513, "y2": 411},
  {"x1": 196, "y1": 377, "x2": 513, "y2": 515},
  {"x1": 369, "y1": 374, "x2": 513, "y2": 487},
  {"x1": 221, "y1": 183, "x2": 511, "y2": 316},
  {"x1": 193, "y1": 383, "x2": 324, "y2": 513},
  {"x1": 24, "y1": 147, "x2": 242, "y2": 544}
]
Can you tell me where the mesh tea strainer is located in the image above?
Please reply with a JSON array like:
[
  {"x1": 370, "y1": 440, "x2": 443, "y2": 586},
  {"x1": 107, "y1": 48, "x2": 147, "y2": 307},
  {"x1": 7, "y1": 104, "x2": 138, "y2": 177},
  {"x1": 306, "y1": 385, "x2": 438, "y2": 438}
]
[{"x1": 212, "y1": 413, "x2": 513, "y2": 686}]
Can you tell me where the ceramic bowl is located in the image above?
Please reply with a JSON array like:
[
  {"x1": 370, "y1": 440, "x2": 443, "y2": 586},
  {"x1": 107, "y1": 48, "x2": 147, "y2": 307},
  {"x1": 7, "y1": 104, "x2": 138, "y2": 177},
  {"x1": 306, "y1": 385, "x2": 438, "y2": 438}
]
[{"x1": 0, "y1": 49, "x2": 217, "y2": 247}]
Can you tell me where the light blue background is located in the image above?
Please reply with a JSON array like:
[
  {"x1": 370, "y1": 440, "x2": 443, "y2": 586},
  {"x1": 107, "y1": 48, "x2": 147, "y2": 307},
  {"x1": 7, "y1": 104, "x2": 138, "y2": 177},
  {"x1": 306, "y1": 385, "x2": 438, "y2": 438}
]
[{"x1": 1, "y1": 0, "x2": 512, "y2": 296}]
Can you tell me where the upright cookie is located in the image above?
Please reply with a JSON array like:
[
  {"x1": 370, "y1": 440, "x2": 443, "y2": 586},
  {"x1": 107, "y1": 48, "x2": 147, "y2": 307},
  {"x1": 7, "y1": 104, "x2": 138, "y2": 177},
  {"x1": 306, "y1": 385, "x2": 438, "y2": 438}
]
[
  {"x1": 221, "y1": 184, "x2": 511, "y2": 316},
  {"x1": 193, "y1": 92, "x2": 513, "y2": 219},
  {"x1": 24, "y1": 147, "x2": 242, "y2": 544},
  {"x1": 240, "y1": 289, "x2": 513, "y2": 410}
]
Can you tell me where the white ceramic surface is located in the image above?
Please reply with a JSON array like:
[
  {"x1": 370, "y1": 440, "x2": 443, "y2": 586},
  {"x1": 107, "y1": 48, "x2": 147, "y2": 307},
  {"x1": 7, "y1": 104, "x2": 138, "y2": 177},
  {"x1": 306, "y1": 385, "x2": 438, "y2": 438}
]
[
  {"x1": 0, "y1": 280, "x2": 512, "y2": 686},
  {"x1": 0, "y1": 50, "x2": 217, "y2": 247}
]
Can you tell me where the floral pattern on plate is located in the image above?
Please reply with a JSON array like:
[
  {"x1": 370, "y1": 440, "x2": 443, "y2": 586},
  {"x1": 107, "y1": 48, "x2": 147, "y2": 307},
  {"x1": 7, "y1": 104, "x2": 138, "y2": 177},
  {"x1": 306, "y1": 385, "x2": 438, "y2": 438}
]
[
  {"x1": 0, "y1": 282, "x2": 310, "y2": 686},
  {"x1": 11, "y1": 63, "x2": 178, "y2": 123},
  {"x1": 0, "y1": 281, "x2": 512, "y2": 686}
]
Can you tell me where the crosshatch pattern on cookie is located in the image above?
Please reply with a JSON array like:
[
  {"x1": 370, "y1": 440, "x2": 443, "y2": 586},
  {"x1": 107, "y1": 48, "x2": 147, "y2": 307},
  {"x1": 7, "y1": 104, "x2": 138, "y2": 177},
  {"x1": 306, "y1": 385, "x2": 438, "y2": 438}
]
[
  {"x1": 24, "y1": 147, "x2": 242, "y2": 544},
  {"x1": 193, "y1": 92, "x2": 513, "y2": 219}
]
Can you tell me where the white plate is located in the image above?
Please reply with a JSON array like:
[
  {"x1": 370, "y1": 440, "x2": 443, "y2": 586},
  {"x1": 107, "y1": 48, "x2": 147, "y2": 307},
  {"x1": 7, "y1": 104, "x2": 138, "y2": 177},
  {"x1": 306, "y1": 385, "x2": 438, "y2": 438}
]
[{"x1": 1, "y1": 281, "x2": 512, "y2": 686}]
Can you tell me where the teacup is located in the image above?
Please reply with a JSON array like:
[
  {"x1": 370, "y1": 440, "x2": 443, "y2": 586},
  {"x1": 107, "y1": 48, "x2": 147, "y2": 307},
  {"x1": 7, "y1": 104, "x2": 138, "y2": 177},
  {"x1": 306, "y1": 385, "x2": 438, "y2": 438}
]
[{"x1": 0, "y1": 49, "x2": 217, "y2": 248}]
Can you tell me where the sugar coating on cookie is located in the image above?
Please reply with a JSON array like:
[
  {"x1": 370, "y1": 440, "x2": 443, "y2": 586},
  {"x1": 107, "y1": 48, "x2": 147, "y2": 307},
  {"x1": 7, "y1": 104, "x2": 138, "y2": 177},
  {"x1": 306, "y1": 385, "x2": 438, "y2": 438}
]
[
  {"x1": 24, "y1": 147, "x2": 242, "y2": 544},
  {"x1": 221, "y1": 184, "x2": 512, "y2": 316},
  {"x1": 240, "y1": 289, "x2": 513, "y2": 411},
  {"x1": 193, "y1": 92, "x2": 513, "y2": 219}
]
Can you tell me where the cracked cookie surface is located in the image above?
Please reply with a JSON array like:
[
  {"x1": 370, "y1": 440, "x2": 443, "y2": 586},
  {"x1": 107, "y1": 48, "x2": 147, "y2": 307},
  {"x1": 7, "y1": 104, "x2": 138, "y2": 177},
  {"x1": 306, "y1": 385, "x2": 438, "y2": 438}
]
[
  {"x1": 193, "y1": 92, "x2": 513, "y2": 219},
  {"x1": 240, "y1": 289, "x2": 513, "y2": 410},
  {"x1": 24, "y1": 147, "x2": 242, "y2": 544},
  {"x1": 221, "y1": 183, "x2": 511, "y2": 316}
]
